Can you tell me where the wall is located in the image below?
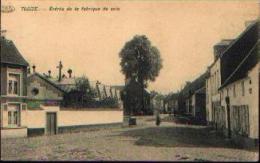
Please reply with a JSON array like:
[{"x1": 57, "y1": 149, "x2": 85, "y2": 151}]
[
  {"x1": 206, "y1": 59, "x2": 221, "y2": 123},
  {"x1": 59, "y1": 110, "x2": 123, "y2": 127},
  {"x1": 220, "y1": 63, "x2": 259, "y2": 139},
  {"x1": 27, "y1": 75, "x2": 63, "y2": 100},
  {"x1": 0, "y1": 65, "x2": 7, "y2": 95},
  {"x1": 1, "y1": 127, "x2": 27, "y2": 138},
  {"x1": 25, "y1": 107, "x2": 123, "y2": 130},
  {"x1": 191, "y1": 94, "x2": 196, "y2": 117}
]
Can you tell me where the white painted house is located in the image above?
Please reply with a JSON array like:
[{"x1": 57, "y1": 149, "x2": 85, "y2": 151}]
[{"x1": 206, "y1": 20, "x2": 259, "y2": 147}]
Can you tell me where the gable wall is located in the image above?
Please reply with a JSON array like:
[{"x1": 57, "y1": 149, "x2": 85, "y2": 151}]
[{"x1": 27, "y1": 75, "x2": 63, "y2": 100}]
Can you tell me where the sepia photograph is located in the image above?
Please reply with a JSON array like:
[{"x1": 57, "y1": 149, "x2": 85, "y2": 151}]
[{"x1": 0, "y1": 0, "x2": 259, "y2": 161}]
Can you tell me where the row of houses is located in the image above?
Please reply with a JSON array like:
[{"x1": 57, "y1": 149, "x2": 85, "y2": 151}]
[
  {"x1": 0, "y1": 35, "x2": 124, "y2": 138},
  {"x1": 165, "y1": 20, "x2": 259, "y2": 147}
]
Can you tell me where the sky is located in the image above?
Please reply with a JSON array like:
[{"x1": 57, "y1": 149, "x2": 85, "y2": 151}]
[{"x1": 2, "y1": 0, "x2": 259, "y2": 94}]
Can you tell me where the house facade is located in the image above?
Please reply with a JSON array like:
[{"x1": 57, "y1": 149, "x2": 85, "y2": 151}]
[
  {"x1": 206, "y1": 20, "x2": 259, "y2": 147},
  {"x1": 205, "y1": 39, "x2": 233, "y2": 125},
  {"x1": 27, "y1": 72, "x2": 64, "y2": 104},
  {"x1": 164, "y1": 93, "x2": 179, "y2": 114},
  {"x1": 182, "y1": 72, "x2": 207, "y2": 121},
  {"x1": 219, "y1": 41, "x2": 259, "y2": 147},
  {"x1": 1, "y1": 36, "x2": 29, "y2": 138}
]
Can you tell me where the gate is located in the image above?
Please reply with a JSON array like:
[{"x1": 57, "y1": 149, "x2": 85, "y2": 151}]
[{"x1": 46, "y1": 112, "x2": 57, "y2": 135}]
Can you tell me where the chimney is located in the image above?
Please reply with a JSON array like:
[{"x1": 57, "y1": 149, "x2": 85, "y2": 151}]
[
  {"x1": 213, "y1": 39, "x2": 233, "y2": 61},
  {"x1": 48, "y1": 70, "x2": 51, "y2": 78},
  {"x1": 67, "y1": 69, "x2": 72, "y2": 78},
  {"x1": 32, "y1": 65, "x2": 36, "y2": 73}
]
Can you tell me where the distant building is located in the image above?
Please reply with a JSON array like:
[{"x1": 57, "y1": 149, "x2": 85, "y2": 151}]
[
  {"x1": 182, "y1": 73, "x2": 207, "y2": 121},
  {"x1": 164, "y1": 93, "x2": 179, "y2": 114}
]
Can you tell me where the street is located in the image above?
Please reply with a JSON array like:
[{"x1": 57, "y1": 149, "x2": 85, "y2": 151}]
[{"x1": 1, "y1": 115, "x2": 259, "y2": 161}]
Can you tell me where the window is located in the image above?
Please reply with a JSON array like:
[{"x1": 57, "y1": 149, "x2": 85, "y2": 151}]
[
  {"x1": 7, "y1": 104, "x2": 20, "y2": 127},
  {"x1": 227, "y1": 88, "x2": 229, "y2": 96},
  {"x1": 8, "y1": 111, "x2": 12, "y2": 124},
  {"x1": 14, "y1": 81, "x2": 18, "y2": 94},
  {"x1": 241, "y1": 81, "x2": 245, "y2": 96},
  {"x1": 7, "y1": 74, "x2": 20, "y2": 96},
  {"x1": 31, "y1": 88, "x2": 39, "y2": 96},
  {"x1": 233, "y1": 84, "x2": 236, "y2": 97},
  {"x1": 8, "y1": 80, "x2": 12, "y2": 94}
]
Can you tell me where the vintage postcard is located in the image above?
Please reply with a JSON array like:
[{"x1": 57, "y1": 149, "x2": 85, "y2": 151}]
[{"x1": 1, "y1": 0, "x2": 259, "y2": 161}]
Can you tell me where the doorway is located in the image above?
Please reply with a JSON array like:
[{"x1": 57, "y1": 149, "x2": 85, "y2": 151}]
[{"x1": 46, "y1": 112, "x2": 57, "y2": 135}]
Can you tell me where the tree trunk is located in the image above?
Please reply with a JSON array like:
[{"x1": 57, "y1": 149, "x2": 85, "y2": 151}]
[{"x1": 139, "y1": 77, "x2": 145, "y2": 114}]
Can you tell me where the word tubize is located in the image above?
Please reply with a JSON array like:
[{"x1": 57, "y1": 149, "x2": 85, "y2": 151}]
[{"x1": 21, "y1": 7, "x2": 38, "y2": 11}]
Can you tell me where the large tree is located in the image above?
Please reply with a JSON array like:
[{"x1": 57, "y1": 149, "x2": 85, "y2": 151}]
[{"x1": 119, "y1": 35, "x2": 163, "y2": 113}]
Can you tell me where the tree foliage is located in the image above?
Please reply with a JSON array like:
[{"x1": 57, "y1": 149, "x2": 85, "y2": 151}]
[
  {"x1": 75, "y1": 76, "x2": 96, "y2": 103},
  {"x1": 119, "y1": 35, "x2": 163, "y2": 87}
]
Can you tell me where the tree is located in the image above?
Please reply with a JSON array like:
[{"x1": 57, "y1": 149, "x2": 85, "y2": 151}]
[
  {"x1": 119, "y1": 35, "x2": 163, "y2": 114},
  {"x1": 75, "y1": 76, "x2": 95, "y2": 106}
]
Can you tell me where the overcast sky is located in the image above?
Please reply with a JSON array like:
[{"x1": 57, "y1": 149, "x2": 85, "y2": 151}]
[{"x1": 2, "y1": 0, "x2": 259, "y2": 94}]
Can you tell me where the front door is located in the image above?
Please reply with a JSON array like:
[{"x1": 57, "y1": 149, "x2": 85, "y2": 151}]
[{"x1": 46, "y1": 112, "x2": 57, "y2": 135}]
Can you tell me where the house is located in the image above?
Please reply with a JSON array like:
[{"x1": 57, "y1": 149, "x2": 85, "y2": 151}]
[
  {"x1": 206, "y1": 20, "x2": 259, "y2": 147},
  {"x1": 27, "y1": 72, "x2": 65, "y2": 106},
  {"x1": 206, "y1": 21, "x2": 258, "y2": 128},
  {"x1": 164, "y1": 93, "x2": 179, "y2": 114},
  {"x1": 1, "y1": 37, "x2": 124, "y2": 138},
  {"x1": 181, "y1": 73, "x2": 207, "y2": 119},
  {"x1": 218, "y1": 40, "x2": 259, "y2": 147},
  {"x1": 150, "y1": 93, "x2": 164, "y2": 114},
  {"x1": 42, "y1": 66, "x2": 122, "y2": 108},
  {"x1": 172, "y1": 94, "x2": 179, "y2": 114},
  {"x1": 1, "y1": 36, "x2": 29, "y2": 138},
  {"x1": 205, "y1": 40, "x2": 234, "y2": 125}
]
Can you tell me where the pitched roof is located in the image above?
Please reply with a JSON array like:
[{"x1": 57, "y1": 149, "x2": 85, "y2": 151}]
[
  {"x1": 28, "y1": 72, "x2": 65, "y2": 93},
  {"x1": 219, "y1": 21, "x2": 258, "y2": 84},
  {"x1": 182, "y1": 72, "x2": 207, "y2": 98},
  {"x1": 219, "y1": 41, "x2": 259, "y2": 89},
  {"x1": 208, "y1": 20, "x2": 258, "y2": 70},
  {"x1": 1, "y1": 37, "x2": 29, "y2": 66}
]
